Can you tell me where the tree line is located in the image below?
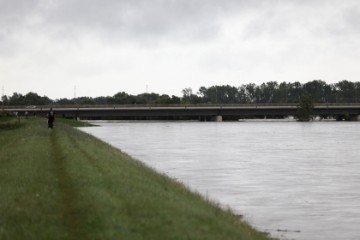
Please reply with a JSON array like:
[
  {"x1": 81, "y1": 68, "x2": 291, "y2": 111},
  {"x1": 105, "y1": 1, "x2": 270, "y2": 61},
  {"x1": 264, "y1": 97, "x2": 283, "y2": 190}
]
[
  {"x1": 1, "y1": 80, "x2": 360, "y2": 106},
  {"x1": 183, "y1": 80, "x2": 360, "y2": 104}
]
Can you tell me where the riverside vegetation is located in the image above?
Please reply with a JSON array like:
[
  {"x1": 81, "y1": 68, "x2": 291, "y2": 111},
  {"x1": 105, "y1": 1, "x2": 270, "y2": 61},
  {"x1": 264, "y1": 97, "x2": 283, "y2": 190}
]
[
  {"x1": 1, "y1": 80, "x2": 360, "y2": 106},
  {"x1": 0, "y1": 117, "x2": 273, "y2": 240}
]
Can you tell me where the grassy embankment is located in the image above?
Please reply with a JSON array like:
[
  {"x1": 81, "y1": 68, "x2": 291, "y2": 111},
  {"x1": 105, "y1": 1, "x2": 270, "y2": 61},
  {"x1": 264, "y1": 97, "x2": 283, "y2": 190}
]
[{"x1": 0, "y1": 117, "x2": 273, "y2": 240}]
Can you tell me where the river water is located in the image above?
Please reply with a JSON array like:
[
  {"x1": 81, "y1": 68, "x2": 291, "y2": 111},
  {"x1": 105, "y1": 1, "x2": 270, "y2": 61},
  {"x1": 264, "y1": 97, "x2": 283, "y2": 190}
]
[{"x1": 79, "y1": 121, "x2": 360, "y2": 240}]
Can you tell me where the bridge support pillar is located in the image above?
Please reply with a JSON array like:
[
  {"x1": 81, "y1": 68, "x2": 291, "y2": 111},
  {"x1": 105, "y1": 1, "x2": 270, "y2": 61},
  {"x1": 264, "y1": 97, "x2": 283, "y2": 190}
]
[
  {"x1": 199, "y1": 116, "x2": 207, "y2": 122},
  {"x1": 211, "y1": 115, "x2": 222, "y2": 122}
]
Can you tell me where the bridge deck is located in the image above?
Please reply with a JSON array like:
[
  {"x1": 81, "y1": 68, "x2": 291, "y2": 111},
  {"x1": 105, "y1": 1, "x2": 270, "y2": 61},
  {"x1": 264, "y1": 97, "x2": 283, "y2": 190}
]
[{"x1": 2, "y1": 104, "x2": 360, "y2": 119}]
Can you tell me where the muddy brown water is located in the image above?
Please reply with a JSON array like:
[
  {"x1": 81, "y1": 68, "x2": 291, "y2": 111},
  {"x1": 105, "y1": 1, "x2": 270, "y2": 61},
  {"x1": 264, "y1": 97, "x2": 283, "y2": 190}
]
[{"x1": 80, "y1": 120, "x2": 360, "y2": 240}]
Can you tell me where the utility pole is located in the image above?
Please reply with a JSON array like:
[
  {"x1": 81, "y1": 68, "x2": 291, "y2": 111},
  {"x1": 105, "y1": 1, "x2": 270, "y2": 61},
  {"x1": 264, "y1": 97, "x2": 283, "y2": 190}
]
[
  {"x1": 74, "y1": 85, "x2": 77, "y2": 99},
  {"x1": 215, "y1": 86, "x2": 218, "y2": 105},
  {"x1": 1, "y1": 85, "x2": 4, "y2": 99},
  {"x1": 146, "y1": 84, "x2": 149, "y2": 105}
]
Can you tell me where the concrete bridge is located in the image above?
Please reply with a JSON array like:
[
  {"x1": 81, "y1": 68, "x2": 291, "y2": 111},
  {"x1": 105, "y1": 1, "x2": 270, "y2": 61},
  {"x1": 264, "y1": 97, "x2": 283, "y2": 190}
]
[{"x1": 2, "y1": 104, "x2": 360, "y2": 121}]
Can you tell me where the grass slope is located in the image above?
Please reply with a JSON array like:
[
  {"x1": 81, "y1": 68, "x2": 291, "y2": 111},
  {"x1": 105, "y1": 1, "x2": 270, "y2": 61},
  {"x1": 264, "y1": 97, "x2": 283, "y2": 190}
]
[
  {"x1": 55, "y1": 118, "x2": 96, "y2": 127},
  {"x1": 0, "y1": 118, "x2": 273, "y2": 240}
]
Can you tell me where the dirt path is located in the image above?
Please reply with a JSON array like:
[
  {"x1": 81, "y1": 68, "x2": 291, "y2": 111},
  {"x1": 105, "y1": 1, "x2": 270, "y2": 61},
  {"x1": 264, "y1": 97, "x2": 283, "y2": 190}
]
[{"x1": 50, "y1": 129, "x2": 89, "y2": 240}]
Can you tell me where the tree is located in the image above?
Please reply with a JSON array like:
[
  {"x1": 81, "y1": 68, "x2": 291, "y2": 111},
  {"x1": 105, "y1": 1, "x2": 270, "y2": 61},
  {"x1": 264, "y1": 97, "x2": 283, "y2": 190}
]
[
  {"x1": 278, "y1": 82, "x2": 289, "y2": 103},
  {"x1": 182, "y1": 87, "x2": 193, "y2": 97},
  {"x1": 94, "y1": 96, "x2": 109, "y2": 105},
  {"x1": 182, "y1": 88, "x2": 200, "y2": 104},
  {"x1": 113, "y1": 91, "x2": 131, "y2": 104},
  {"x1": 302, "y1": 80, "x2": 328, "y2": 103},
  {"x1": 336, "y1": 80, "x2": 356, "y2": 103},
  {"x1": 323, "y1": 84, "x2": 336, "y2": 103},
  {"x1": 56, "y1": 98, "x2": 75, "y2": 105},
  {"x1": 1, "y1": 95, "x2": 9, "y2": 105},
  {"x1": 3, "y1": 79, "x2": 360, "y2": 106},
  {"x1": 23, "y1": 92, "x2": 52, "y2": 105},
  {"x1": 285, "y1": 81, "x2": 302, "y2": 103},
  {"x1": 8, "y1": 92, "x2": 25, "y2": 105},
  {"x1": 155, "y1": 94, "x2": 173, "y2": 104},
  {"x1": 75, "y1": 97, "x2": 96, "y2": 105},
  {"x1": 355, "y1": 82, "x2": 360, "y2": 103},
  {"x1": 297, "y1": 96, "x2": 314, "y2": 121},
  {"x1": 237, "y1": 86, "x2": 247, "y2": 103},
  {"x1": 263, "y1": 81, "x2": 279, "y2": 103},
  {"x1": 244, "y1": 83, "x2": 257, "y2": 103},
  {"x1": 171, "y1": 95, "x2": 181, "y2": 104}
]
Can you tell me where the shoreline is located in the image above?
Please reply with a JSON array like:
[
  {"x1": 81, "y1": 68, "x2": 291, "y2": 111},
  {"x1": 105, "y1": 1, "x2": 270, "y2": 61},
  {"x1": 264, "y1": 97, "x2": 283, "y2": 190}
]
[{"x1": 0, "y1": 117, "x2": 274, "y2": 240}]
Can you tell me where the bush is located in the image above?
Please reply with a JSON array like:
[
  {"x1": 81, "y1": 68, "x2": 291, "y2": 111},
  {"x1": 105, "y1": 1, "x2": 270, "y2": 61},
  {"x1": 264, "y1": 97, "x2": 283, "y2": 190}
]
[{"x1": 297, "y1": 96, "x2": 314, "y2": 121}]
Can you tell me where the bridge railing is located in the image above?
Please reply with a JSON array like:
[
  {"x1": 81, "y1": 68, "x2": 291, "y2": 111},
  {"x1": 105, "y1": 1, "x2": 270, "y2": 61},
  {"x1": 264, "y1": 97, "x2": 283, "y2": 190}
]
[{"x1": 2, "y1": 103, "x2": 360, "y2": 110}]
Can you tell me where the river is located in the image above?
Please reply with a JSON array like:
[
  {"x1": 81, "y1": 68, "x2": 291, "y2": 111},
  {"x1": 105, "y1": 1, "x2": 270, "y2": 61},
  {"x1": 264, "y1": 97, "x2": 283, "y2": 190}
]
[{"x1": 79, "y1": 120, "x2": 360, "y2": 240}]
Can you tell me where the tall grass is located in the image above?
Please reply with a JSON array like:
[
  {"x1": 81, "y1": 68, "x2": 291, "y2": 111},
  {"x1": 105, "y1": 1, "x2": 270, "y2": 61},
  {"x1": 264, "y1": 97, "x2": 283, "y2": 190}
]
[{"x1": 0, "y1": 118, "x2": 273, "y2": 240}]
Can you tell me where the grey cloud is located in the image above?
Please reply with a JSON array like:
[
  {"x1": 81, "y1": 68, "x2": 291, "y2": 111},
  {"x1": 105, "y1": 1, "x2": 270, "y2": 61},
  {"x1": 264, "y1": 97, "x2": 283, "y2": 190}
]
[
  {"x1": 310, "y1": 2, "x2": 360, "y2": 42},
  {"x1": 243, "y1": 1, "x2": 360, "y2": 42},
  {"x1": 343, "y1": 6, "x2": 360, "y2": 34},
  {"x1": 0, "y1": 0, "x2": 44, "y2": 54},
  {"x1": 0, "y1": 0, "x2": 39, "y2": 24},
  {"x1": 42, "y1": 0, "x2": 233, "y2": 43},
  {"x1": 1, "y1": 0, "x2": 265, "y2": 45},
  {"x1": 1, "y1": 0, "x2": 360, "y2": 47}
]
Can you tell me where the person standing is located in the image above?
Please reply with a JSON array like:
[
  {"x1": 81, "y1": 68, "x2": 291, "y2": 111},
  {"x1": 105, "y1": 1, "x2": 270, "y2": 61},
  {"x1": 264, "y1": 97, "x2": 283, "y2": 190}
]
[{"x1": 48, "y1": 108, "x2": 55, "y2": 129}]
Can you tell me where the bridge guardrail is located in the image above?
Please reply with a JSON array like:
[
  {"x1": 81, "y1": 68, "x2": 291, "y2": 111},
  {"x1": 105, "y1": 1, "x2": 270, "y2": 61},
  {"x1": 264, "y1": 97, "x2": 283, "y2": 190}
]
[{"x1": 2, "y1": 103, "x2": 360, "y2": 110}]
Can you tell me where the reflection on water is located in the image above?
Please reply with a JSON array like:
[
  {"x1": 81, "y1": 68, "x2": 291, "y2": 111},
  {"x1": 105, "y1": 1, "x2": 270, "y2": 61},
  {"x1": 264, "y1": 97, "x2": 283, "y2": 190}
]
[{"x1": 80, "y1": 121, "x2": 360, "y2": 240}]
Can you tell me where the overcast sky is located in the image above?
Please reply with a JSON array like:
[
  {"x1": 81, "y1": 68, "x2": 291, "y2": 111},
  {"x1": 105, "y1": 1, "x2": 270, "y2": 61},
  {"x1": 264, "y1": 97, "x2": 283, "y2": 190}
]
[{"x1": 1, "y1": 0, "x2": 359, "y2": 99}]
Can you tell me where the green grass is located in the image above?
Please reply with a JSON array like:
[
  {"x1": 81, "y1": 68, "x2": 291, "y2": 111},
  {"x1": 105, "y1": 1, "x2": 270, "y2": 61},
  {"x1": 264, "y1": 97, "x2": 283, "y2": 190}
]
[
  {"x1": 0, "y1": 118, "x2": 274, "y2": 240},
  {"x1": 0, "y1": 116, "x2": 22, "y2": 130},
  {"x1": 55, "y1": 118, "x2": 96, "y2": 127}
]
